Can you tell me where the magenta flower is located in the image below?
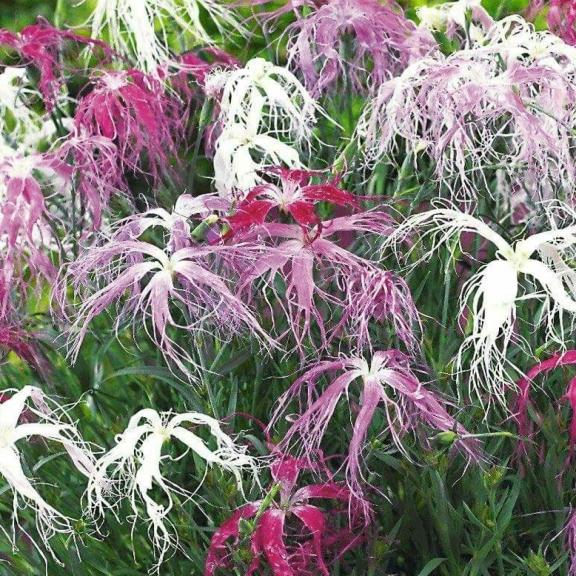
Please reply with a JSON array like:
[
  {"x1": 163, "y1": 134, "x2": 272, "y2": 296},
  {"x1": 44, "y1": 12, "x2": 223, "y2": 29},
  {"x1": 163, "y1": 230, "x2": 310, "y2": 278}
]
[
  {"x1": 514, "y1": 350, "x2": 576, "y2": 460},
  {"x1": 286, "y1": 0, "x2": 435, "y2": 96},
  {"x1": 269, "y1": 350, "x2": 481, "y2": 500},
  {"x1": 237, "y1": 212, "x2": 418, "y2": 353},
  {"x1": 0, "y1": 324, "x2": 49, "y2": 377},
  {"x1": 359, "y1": 17, "x2": 576, "y2": 204},
  {"x1": 74, "y1": 69, "x2": 183, "y2": 181},
  {"x1": 205, "y1": 453, "x2": 368, "y2": 576},
  {"x1": 0, "y1": 19, "x2": 109, "y2": 111},
  {"x1": 65, "y1": 239, "x2": 273, "y2": 377},
  {"x1": 549, "y1": 0, "x2": 576, "y2": 45},
  {"x1": 227, "y1": 167, "x2": 357, "y2": 231}
]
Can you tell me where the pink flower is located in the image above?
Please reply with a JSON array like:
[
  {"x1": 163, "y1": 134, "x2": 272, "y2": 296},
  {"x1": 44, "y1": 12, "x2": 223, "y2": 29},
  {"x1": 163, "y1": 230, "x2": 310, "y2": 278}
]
[
  {"x1": 205, "y1": 453, "x2": 368, "y2": 576},
  {"x1": 74, "y1": 69, "x2": 184, "y2": 181},
  {"x1": 0, "y1": 152, "x2": 70, "y2": 272},
  {"x1": 227, "y1": 167, "x2": 357, "y2": 232},
  {"x1": 359, "y1": 20, "x2": 576, "y2": 205},
  {"x1": 269, "y1": 350, "x2": 481, "y2": 501},
  {"x1": 286, "y1": 0, "x2": 434, "y2": 96},
  {"x1": 65, "y1": 239, "x2": 273, "y2": 377},
  {"x1": 513, "y1": 350, "x2": 576, "y2": 460},
  {"x1": 0, "y1": 19, "x2": 109, "y2": 111},
  {"x1": 566, "y1": 509, "x2": 576, "y2": 576},
  {"x1": 549, "y1": 0, "x2": 576, "y2": 45},
  {"x1": 237, "y1": 212, "x2": 418, "y2": 354}
]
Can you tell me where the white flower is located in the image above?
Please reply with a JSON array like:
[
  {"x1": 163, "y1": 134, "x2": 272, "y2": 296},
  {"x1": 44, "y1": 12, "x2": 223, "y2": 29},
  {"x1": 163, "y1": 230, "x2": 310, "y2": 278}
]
[
  {"x1": 386, "y1": 205, "x2": 576, "y2": 411},
  {"x1": 213, "y1": 93, "x2": 301, "y2": 196},
  {"x1": 0, "y1": 67, "x2": 47, "y2": 151},
  {"x1": 86, "y1": 408, "x2": 257, "y2": 571},
  {"x1": 85, "y1": 0, "x2": 244, "y2": 74},
  {"x1": 0, "y1": 386, "x2": 95, "y2": 561},
  {"x1": 417, "y1": 0, "x2": 492, "y2": 44},
  {"x1": 207, "y1": 57, "x2": 319, "y2": 143}
]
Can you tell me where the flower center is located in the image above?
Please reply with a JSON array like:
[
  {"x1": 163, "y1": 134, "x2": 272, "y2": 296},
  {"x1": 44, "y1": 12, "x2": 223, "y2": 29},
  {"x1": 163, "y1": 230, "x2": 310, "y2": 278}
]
[
  {"x1": 155, "y1": 426, "x2": 171, "y2": 442},
  {"x1": 102, "y1": 73, "x2": 128, "y2": 91}
]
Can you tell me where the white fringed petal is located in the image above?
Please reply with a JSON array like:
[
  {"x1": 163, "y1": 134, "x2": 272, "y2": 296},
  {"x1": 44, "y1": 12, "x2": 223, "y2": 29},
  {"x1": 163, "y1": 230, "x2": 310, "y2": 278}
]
[
  {"x1": 86, "y1": 408, "x2": 257, "y2": 571},
  {"x1": 387, "y1": 205, "x2": 576, "y2": 411},
  {"x1": 0, "y1": 386, "x2": 96, "y2": 560}
]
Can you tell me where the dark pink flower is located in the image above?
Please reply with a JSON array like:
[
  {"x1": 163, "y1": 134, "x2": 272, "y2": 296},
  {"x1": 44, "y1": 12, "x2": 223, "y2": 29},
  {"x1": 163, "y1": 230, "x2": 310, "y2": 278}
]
[
  {"x1": 269, "y1": 350, "x2": 481, "y2": 500},
  {"x1": 74, "y1": 69, "x2": 183, "y2": 181},
  {"x1": 179, "y1": 47, "x2": 241, "y2": 89},
  {"x1": 0, "y1": 324, "x2": 49, "y2": 377},
  {"x1": 227, "y1": 167, "x2": 357, "y2": 231},
  {"x1": 513, "y1": 350, "x2": 576, "y2": 460},
  {"x1": 237, "y1": 212, "x2": 418, "y2": 354},
  {"x1": 205, "y1": 453, "x2": 368, "y2": 576},
  {"x1": 286, "y1": 0, "x2": 435, "y2": 96},
  {"x1": 0, "y1": 19, "x2": 110, "y2": 111},
  {"x1": 549, "y1": 0, "x2": 576, "y2": 45}
]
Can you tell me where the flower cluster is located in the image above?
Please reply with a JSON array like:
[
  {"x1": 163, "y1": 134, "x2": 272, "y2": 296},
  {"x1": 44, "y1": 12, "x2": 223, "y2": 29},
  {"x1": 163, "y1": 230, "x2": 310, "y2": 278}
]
[{"x1": 5, "y1": 0, "x2": 576, "y2": 574}]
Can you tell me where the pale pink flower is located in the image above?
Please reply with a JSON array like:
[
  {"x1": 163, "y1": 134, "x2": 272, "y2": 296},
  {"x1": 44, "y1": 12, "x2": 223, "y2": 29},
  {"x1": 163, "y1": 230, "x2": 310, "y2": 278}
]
[
  {"x1": 54, "y1": 132, "x2": 127, "y2": 230},
  {"x1": 112, "y1": 193, "x2": 229, "y2": 251},
  {"x1": 286, "y1": 0, "x2": 435, "y2": 96},
  {"x1": 270, "y1": 351, "x2": 481, "y2": 500},
  {"x1": 0, "y1": 151, "x2": 70, "y2": 271},
  {"x1": 66, "y1": 239, "x2": 273, "y2": 378},
  {"x1": 359, "y1": 17, "x2": 576, "y2": 205},
  {"x1": 246, "y1": 0, "x2": 317, "y2": 32}
]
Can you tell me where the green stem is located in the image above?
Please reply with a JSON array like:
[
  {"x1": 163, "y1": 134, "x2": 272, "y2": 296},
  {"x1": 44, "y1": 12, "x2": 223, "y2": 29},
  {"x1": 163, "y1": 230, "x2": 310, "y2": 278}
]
[{"x1": 54, "y1": 0, "x2": 65, "y2": 28}]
